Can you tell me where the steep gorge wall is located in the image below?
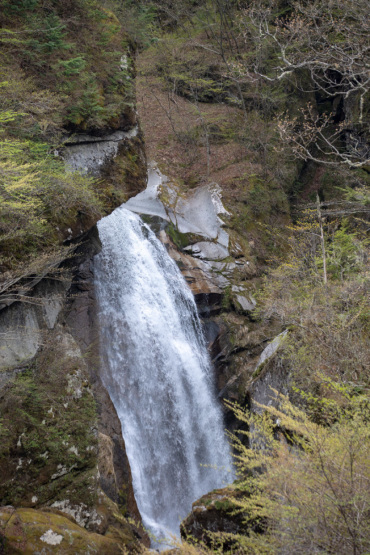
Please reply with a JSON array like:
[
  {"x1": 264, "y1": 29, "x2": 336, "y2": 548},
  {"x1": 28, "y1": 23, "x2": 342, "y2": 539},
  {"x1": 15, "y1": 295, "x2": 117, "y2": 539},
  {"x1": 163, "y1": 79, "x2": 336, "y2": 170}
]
[{"x1": 0, "y1": 112, "x2": 150, "y2": 551}]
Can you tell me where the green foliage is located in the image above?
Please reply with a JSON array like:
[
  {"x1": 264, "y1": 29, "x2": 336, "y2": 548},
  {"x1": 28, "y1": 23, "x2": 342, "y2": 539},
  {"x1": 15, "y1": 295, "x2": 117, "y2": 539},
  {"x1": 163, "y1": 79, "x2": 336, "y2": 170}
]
[
  {"x1": 167, "y1": 222, "x2": 189, "y2": 249},
  {"x1": 339, "y1": 183, "x2": 370, "y2": 205},
  {"x1": 0, "y1": 108, "x2": 101, "y2": 269},
  {"x1": 221, "y1": 285, "x2": 233, "y2": 312},
  {"x1": 25, "y1": 14, "x2": 71, "y2": 60},
  {"x1": 213, "y1": 499, "x2": 233, "y2": 512},
  {"x1": 112, "y1": 1, "x2": 158, "y2": 49},
  {"x1": 223, "y1": 387, "x2": 370, "y2": 554},
  {"x1": 67, "y1": 82, "x2": 105, "y2": 126},
  {"x1": 0, "y1": 0, "x2": 133, "y2": 131},
  {"x1": 56, "y1": 56, "x2": 87, "y2": 76},
  {"x1": 0, "y1": 71, "x2": 65, "y2": 142},
  {"x1": 253, "y1": 204, "x2": 369, "y2": 393},
  {"x1": 323, "y1": 226, "x2": 364, "y2": 280},
  {"x1": 1, "y1": 0, "x2": 39, "y2": 15}
]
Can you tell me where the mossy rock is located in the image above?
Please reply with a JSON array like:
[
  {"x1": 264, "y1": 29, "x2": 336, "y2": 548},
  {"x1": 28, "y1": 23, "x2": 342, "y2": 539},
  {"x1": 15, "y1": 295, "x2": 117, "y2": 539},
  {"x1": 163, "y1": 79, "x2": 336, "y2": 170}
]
[
  {"x1": 181, "y1": 485, "x2": 268, "y2": 551},
  {"x1": 166, "y1": 223, "x2": 190, "y2": 250},
  {"x1": 0, "y1": 507, "x2": 128, "y2": 554},
  {"x1": 0, "y1": 328, "x2": 148, "y2": 550},
  {"x1": 0, "y1": 332, "x2": 98, "y2": 510},
  {"x1": 100, "y1": 135, "x2": 147, "y2": 212},
  {"x1": 180, "y1": 487, "x2": 247, "y2": 551}
]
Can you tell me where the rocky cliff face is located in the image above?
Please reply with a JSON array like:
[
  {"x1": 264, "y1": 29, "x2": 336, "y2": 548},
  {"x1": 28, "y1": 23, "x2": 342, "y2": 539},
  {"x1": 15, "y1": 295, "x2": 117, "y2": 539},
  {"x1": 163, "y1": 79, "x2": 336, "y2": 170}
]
[{"x1": 0, "y1": 115, "x2": 149, "y2": 551}]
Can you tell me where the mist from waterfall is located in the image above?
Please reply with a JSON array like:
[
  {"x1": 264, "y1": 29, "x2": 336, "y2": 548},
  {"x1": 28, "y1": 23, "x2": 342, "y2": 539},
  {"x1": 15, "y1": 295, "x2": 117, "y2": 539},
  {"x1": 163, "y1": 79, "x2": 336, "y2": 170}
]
[{"x1": 94, "y1": 206, "x2": 232, "y2": 544}]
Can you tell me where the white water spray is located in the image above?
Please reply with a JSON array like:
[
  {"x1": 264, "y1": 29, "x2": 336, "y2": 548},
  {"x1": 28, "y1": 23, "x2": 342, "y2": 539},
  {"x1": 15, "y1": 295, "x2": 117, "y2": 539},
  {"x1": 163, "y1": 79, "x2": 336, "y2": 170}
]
[{"x1": 94, "y1": 206, "x2": 232, "y2": 543}]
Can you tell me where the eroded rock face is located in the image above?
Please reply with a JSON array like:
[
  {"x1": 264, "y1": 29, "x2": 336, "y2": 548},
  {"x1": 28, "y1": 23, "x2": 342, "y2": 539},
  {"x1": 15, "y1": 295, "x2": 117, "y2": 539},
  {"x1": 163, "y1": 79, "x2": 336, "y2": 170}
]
[
  {"x1": 184, "y1": 241, "x2": 229, "y2": 260},
  {"x1": 62, "y1": 127, "x2": 139, "y2": 176},
  {"x1": 0, "y1": 240, "x2": 148, "y2": 550},
  {"x1": 125, "y1": 164, "x2": 229, "y2": 241},
  {"x1": 63, "y1": 229, "x2": 143, "y2": 526},
  {"x1": 0, "y1": 278, "x2": 69, "y2": 371},
  {"x1": 159, "y1": 230, "x2": 224, "y2": 313},
  {"x1": 0, "y1": 327, "x2": 98, "y2": 516},
  {"x1": 248, "y1": 332, "x2": 290, "y2": 415},
  {"x1": 0, "y1": 325, "x2": 144, "y2": 543},
  {"x1": 95, "y1": 388, "x2": 141, "y2": 524}
]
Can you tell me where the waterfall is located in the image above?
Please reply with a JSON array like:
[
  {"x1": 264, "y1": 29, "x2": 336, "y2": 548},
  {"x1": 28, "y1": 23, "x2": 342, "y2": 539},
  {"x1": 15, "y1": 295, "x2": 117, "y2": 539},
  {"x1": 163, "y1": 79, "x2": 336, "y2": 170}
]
[{"x1": 94, "y1": 206, "x2": 232, "y2": 544}]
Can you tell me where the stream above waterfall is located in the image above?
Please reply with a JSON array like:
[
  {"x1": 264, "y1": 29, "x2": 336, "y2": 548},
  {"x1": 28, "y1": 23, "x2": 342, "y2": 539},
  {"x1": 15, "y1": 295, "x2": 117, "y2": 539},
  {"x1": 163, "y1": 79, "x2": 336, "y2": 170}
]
[{"x1": 94, "y1": 206, "x2": 233, "y2": 546}]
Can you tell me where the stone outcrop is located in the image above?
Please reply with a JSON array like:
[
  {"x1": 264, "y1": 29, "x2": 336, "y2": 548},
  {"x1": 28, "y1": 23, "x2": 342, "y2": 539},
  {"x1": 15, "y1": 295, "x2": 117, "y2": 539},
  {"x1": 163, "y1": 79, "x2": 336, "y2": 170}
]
[
  {"x1": 62, "y1": 127, "x2": 139, "y2": 176},
  {"x1": 180, "y1": 487, "x2": 266, "y2": 551},
  {"x1": 0, "y1": 275, "x2": 70, "y2": 371},
  {"x1": 0, "y1": 318, "x2": 147, "y2": 546},
  {"x1": 125, "y1": 164, "x2": 230, "y2": 241},
  {"x1": 248, "y1": 331, "x2": 290, "y2": 415},
  {"x1": 63, "y1": 228, "x2": 143, "y2": 527},
  {"x1": 159, "y1": 230, "x2": 224, "y2": 314},
  {"x1": 180, "y1": 488, "x2": 245, "y2": 542}
]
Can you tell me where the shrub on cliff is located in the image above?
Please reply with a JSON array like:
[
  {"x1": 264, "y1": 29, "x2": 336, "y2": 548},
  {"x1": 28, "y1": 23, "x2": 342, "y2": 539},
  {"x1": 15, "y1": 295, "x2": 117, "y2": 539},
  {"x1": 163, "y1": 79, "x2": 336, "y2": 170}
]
[
  {"x1": 253, "y1": 195, "x2": 369, "y2": 398},
  {"x1": 176, "y1": 385, "x2": 369, "y2": 554},
  {"x1": 0, "y1": 109, "x2": 102, "y2": 271},
  {"x1": 223, "y1": 387, "x2": 370, "y2": 554}
]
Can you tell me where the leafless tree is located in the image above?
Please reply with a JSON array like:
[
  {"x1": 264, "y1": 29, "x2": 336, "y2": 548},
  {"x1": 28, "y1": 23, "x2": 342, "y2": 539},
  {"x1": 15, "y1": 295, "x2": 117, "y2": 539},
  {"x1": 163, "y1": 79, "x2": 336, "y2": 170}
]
[
  {"x1": 237, "y1": 0, "x2": 370, "y2": 166},
  {"x1": 278, "y1": 103, "x2": 370, "y2": 168}
]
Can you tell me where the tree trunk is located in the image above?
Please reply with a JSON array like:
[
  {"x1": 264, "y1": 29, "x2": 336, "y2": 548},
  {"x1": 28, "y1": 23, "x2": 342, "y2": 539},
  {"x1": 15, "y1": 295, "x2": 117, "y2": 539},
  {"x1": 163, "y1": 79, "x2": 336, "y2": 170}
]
[{"x1": 317, "y1": 193, "x2": 327, "y2": 285}]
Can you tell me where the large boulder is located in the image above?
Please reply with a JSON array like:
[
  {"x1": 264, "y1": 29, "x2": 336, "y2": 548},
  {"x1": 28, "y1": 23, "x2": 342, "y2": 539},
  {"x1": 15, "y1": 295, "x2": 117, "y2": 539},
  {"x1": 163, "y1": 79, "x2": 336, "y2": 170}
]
[
  {"x1": 0, "y1": 506, "x2": 144, "y2": 554},
  {"x1": 181, "y1": 488, "x2": 244, "y2": 542},
  {"x1": 180, "y1": 487, "x2": 266, "y2": 551}
]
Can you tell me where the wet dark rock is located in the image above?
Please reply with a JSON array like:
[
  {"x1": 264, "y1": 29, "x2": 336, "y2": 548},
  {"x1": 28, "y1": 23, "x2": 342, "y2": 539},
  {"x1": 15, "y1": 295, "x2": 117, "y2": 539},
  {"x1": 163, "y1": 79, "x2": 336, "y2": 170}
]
[
  {"x1": 248, "y1": 345, "x2": 290, "y2": 415},
  {"x1": 63, "y1": 227, "x2": 144, "y2": 531},
  {"x1": 202, "y1": 320, "x2": 221, "y2": 352},
  {"x1": 181, "y1": 487, "x2": 265, "y2": 551}
]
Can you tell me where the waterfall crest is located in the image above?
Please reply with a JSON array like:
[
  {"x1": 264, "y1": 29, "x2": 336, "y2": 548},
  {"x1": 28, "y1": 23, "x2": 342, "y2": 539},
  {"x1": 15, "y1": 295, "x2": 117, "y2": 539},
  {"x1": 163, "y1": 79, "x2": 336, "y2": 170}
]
[{"x1": 94, "y1": 206, "x2": 232, "y2": 542}]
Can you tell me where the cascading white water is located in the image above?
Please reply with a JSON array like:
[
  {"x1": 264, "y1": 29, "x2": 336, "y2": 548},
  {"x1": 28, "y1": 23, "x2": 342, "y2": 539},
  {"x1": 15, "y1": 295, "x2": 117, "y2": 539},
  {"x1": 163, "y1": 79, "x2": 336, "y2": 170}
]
[{"x1": 94, "y1": 206, "x2": 232, "y2": 544}]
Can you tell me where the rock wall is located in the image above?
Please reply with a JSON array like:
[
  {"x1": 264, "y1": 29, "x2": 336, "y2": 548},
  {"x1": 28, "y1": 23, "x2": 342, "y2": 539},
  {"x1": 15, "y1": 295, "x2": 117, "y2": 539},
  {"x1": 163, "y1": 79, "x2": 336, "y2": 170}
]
[
  {"x1": 0, "y1": 116, "x2": 149, "y2": 551},
  {"x1": 0, "y1": 228, "x2": 149, "y2": 550}
]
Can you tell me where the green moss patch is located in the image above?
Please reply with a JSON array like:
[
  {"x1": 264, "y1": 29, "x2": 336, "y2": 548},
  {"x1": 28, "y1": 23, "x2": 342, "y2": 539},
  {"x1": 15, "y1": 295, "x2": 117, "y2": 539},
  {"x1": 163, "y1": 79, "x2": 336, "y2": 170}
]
[
  {"x1": 0, "y1": 332, "x2": 98, "y2": 509},
  {"x1": 0, "y1": 507, "x2": 124, "y2": 554}
]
